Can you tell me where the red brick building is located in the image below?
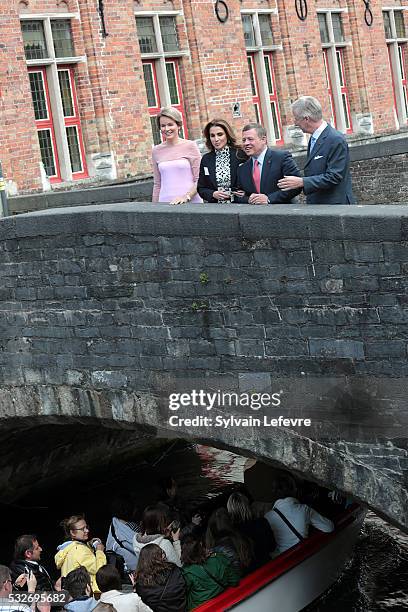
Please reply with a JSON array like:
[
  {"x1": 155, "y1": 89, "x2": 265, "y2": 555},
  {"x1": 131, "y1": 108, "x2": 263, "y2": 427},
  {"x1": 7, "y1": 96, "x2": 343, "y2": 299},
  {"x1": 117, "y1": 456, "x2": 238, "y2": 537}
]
[{"x1": 1, "y1": 0, "x2": 407, "y2": 194}]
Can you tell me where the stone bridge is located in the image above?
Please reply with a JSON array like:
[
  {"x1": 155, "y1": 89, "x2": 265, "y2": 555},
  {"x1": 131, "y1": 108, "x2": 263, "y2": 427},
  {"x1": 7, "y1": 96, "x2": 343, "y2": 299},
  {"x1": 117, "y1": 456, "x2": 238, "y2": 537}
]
[{"x1": 0, "y1": 203, "x2": 408, "y2": 531}]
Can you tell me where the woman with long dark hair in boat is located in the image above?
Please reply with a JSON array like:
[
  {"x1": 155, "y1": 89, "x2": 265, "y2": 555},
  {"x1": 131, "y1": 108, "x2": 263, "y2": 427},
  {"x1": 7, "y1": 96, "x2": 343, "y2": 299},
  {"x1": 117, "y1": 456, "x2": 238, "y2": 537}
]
[
  {"x1": 181, "y1": 536, "x2": 239, "y2": 611},
  {"x1": 205, "y1": 507, "x2": 254, "y2": 576},
  {"x1": 134, "y1": 543, "x2": 186, "y2": 612},
  {"x1": 133, "y1": 506, "x2": 182, "y2": 567},
  {"x1": 264, "y1": 474, "x2": 334, "y2": 556},
  {"x1": 227, "y1": 491, "x2": 276, "y2": 569}
]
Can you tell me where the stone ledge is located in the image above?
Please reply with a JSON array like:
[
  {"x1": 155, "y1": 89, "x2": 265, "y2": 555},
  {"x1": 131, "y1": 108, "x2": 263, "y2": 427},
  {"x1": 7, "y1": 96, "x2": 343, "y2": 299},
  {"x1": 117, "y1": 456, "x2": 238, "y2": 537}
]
[{"x1": 1, "y1": 203, "x2": 408, "y2": 241}]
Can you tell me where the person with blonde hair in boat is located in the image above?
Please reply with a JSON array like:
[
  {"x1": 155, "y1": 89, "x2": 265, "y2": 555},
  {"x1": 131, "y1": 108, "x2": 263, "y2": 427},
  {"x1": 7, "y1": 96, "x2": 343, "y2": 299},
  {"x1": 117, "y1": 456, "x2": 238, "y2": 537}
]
[
  {"x1": 264, "y1": 474, "x2": 334, "y2": 556},
  {"x1": 227, "y1": 491, "x2": 275, "y2": 568}
]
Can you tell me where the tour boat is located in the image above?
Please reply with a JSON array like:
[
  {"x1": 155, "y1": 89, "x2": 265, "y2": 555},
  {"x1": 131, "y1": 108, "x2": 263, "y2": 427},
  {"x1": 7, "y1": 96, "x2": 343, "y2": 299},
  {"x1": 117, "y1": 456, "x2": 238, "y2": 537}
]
[{"x1": 194, "y1": 504, "x2": 365, "y2": 612}]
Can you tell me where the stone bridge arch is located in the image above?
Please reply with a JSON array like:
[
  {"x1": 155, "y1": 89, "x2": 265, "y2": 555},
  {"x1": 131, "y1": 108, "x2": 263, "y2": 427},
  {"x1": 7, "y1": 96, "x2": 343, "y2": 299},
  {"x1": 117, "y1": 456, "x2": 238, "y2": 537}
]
[{"x1": 0, "y1": 204, "x2": 408, "y2": 531}]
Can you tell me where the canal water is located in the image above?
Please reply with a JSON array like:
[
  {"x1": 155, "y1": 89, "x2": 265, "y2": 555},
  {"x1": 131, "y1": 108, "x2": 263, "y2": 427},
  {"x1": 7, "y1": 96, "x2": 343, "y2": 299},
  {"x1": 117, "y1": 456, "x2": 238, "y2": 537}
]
[{"x1": 1, "y1": 441, "x2": 407, "y2": 610}]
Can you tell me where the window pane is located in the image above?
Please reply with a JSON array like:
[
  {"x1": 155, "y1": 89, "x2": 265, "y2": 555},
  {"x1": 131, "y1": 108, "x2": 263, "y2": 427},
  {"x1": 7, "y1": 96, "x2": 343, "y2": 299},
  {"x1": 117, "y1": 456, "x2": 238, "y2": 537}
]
[
  {"x1": 395, "y1": 11, "x2": 406, "y2": 39},
  {"x1": 399, "y1": 45, "x2": 406, "y2": 79},
  {"x1": 21, "y1": 21, "x2": 48, "y2": 60},
  {"x1": 247, "y1": 56, "x2": 256, "y2": 95},
  {"x1": 336, "y1": 51, "x2": 344, "y2": 87},
  {"x1": 159, "y1": 16, "x2": 179, "y2": 52},
  {"x1": 51, "y1": 20, "x2": 74, "y2": 57},
  {"x1": 242, "y1": 15, "x2": 255, "y2": 47},
  {"x1": 264, "y1": 56, "x2": 273, "y2": 94},
  {"x1": 66, "y1": 126, "x2": 83, "y2": 173},
  {"x1": 318, "y1": 14, "x2": 329, "y2": 44},
  {"x1": 58, "y1": 70, "x2": 74, "y2": 116},
  {"x1": 166, "y1": 62, "x2": 179, "y2": 105},
  {"x1": 29, "y1": 72, "x2": 48, "y2": 120},
  {"x1": 136, "y1": 17, "x2": 158, "y2": 54},
  {"x1": 341, "y1": 93, "x2": 350, "y2": 130},
  {"x1": 332, "y1": 13, "x2": 344, "y2": 43},
  {"x1": 143, "y1": 64, "x2": 158, "y2": 107},
  {"x1": 254, "y1": 104, "x2": 260, "y2": 123},
  {"x1": 259, "y1": 14, "x2": 274, "y2": 46},
  {"x1": 271, "y1": 102, "x2": 281, "y2": 140},
  {"x1": 38, "y1": 129, "x2": 56, "y2": 176},
  {"x1": 150, "y1": 115, "x2": 161, "y2": 145},
  {"x1": 403, "y1": 86, "x2": 408, "y2": 115},
  {"x1": 383, "y1": 11, "x2": 392, "y2": 39}
]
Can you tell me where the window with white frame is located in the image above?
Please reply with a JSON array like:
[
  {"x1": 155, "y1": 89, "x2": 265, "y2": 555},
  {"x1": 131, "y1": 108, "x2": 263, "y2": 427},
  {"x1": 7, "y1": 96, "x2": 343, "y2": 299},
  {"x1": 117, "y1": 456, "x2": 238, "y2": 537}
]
[
  {"x1": 135, "y1": 12, "x2": 188, "y2": 144},
  {"x1": 383, "y1": 8, "x2": 408, "y2": 127},
  {"x1": 241, "y1": 11, "x2": 282, "y2": 144},
  {"x1": 20, "y1": 16, "x2": 87, "y2": 183},
  {"x1": 317, "y1": 11, "x2": 353, "y2": 134}
]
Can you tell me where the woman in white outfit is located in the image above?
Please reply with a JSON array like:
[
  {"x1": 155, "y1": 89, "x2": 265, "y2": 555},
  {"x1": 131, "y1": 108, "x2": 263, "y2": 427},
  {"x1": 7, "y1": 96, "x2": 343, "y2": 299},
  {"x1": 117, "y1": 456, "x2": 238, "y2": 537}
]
[
  {"x1": 265, "y1": 474, "x2": 334, "y2": 556},
  {"x1": 133, "y1": 506, "x2": 181, "y2": 567}
]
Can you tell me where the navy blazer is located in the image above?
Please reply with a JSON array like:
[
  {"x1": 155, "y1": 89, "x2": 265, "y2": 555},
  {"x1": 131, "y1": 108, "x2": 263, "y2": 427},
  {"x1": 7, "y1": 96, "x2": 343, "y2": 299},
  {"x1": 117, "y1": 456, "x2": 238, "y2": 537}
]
[
  {"x1": 236, "y1": 148, "x2": 301, "y2": 204},
  {"x1": 303, "y1": 124, "x2": 355, "y2": 205},
  {"x1": 197, "y1": 147, "x2": 247, "y2": 202}
]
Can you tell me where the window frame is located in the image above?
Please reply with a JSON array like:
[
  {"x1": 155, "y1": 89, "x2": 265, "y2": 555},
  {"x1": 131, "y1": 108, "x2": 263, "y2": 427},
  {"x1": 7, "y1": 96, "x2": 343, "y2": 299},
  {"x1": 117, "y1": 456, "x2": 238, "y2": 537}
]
[
  {"x1": 28, "y1": 66, "x2": 61, "y2": 182},
  {"x1": 21, "y1": 14, "x2": 88, "y2": 182},
  {"x1": 317, "y1": 9, "x2": 353, "y2": 134},
  {"x1": 241, "y1": 9, "x2": 283, "y2": 144},
  {"x1": 135, "y1": 11, "x2": 188, "y2": 143},
  {"x1": 383, "y1": 8, "x2": 408, "y2": 127}
]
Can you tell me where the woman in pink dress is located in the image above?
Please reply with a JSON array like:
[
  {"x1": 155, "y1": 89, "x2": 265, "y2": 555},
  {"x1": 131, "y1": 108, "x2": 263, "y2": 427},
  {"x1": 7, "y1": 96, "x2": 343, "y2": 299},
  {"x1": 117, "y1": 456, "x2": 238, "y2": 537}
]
[{"x1": 152, "y1": 107, "x2": 203, "y2": 204}]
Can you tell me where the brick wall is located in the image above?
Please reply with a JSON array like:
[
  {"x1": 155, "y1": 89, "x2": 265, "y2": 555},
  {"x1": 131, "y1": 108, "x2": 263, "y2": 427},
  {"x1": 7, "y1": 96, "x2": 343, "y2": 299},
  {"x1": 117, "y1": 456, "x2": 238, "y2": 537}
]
[{"x1": 1, "y1": 0, "x2": 407, "y2": 194}]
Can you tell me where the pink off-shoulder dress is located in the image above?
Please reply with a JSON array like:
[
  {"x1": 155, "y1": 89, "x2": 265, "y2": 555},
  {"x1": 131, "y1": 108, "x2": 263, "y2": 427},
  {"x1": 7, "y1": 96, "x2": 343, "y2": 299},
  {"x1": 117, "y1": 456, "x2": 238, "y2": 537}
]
[{"x1": 152, "y1": 140, "x2": 203, "y2": 203}]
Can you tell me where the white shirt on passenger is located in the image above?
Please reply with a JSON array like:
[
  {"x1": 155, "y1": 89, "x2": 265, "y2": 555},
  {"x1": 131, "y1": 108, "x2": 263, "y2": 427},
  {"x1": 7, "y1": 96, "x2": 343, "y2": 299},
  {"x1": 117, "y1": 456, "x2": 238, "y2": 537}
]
[
  {"x1": 264, "y1": 496, "x2": 334, "y2": 555},
  {"x1": 99, "y1": 590, "x2": 153, "y2": 612}
]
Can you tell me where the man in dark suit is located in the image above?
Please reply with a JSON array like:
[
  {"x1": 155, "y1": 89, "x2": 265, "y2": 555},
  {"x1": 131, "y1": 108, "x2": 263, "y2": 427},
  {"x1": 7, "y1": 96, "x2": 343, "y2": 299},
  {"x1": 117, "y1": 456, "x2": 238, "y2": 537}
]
[
  {"x1": 235, "y1": 123, "x2": 301, "y2": 205},
  {"x1": 278, "y1": 96, "x2": 355, "y2": 204}
]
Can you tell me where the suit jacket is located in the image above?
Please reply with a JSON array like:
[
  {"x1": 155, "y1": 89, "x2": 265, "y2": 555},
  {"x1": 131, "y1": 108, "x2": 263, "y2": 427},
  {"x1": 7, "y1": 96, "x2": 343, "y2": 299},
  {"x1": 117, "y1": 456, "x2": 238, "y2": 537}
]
[
  {"x1": 303, "y1": 124, "x2": 355, "y2": 204},
  {"x1": 236, "y1": 148, "x2": 301, "y2": 204},
  {"x1": 197, "y1": 147, "x2": 247, "y2": 202}
]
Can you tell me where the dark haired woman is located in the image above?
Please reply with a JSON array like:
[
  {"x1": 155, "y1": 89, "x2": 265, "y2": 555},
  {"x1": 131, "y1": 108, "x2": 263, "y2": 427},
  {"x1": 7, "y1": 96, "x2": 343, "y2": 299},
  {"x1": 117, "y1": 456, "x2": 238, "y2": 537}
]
[
  {"x1": 133, "y1": 506, "x2": 181, "y2": 567},
  {"x1": 134, "y1": 544, "x2": 186, "y2": 612},
  {"x1": 197, "y1": 119, "x2": 247, "y2": 202},
  {"x1": 205, "y1": 507, "x2": 253, "y2": 576},
  {"x1": 55, "y1": 515, "x2": 106, "y2": 594},
  {"x1": 181, "y1": 537, "x2": 239, "y2": 611}
]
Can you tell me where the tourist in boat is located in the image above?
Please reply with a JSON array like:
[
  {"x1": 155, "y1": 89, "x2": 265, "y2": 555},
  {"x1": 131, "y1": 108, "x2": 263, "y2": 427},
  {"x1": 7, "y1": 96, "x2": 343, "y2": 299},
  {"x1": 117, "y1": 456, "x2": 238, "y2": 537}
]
[
  {"x1": 134, "y1": 543, "x2": 186, "y2": 612},
  {"x1": 106, "y1": 496, "x2": 140, "y2": 572},
  {"x1": 133, "y1": 506, "x2": 181, "y2": 567},
  {"x1": 205, "y1": 507, "x2": 253, "y2": 576},
  {"x1": 96, "y1": 565, "x2": 152, "y2": 612},
  {"x1": 197, "y1": 119, "x2": 246, "y2": 202},
  {"x1": 181, "y1": 536, "x2": 239, "y2": 611},
  {"x1": 264, "y1": 474, "x2": 334, "y2": 555},
  {"x1": 152, "y1": 107, "x2": 202, "y2": 204},
  {"x1": 63, "y1": 567, "x2": 98, "y2": 612},
  {"x1": 227, "y1": 491, "x2": 276, "y2": 568},
  {"x1": 55, "y1": 515, "x2": 106, "y2": 594}
]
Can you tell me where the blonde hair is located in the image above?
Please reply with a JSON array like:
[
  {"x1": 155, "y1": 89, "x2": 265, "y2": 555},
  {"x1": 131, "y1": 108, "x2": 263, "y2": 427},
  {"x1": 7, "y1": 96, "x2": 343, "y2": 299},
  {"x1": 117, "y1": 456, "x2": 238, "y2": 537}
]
[
  {"x1": 227, "y1": 492, "x2": 253, "y2": 524},
  {"x1": 60, "y1": 515, "x2": 86, "y2": 538},
  {"x1": 156, "y1": 107, "x2": 183, "y2": 128}
]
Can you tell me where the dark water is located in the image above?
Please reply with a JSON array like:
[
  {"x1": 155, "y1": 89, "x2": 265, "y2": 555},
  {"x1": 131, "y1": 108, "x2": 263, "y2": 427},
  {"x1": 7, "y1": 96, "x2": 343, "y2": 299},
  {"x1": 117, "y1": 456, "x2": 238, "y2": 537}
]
[{"x1": 1, "y1": 442, "x2": 407, "y2": 611}]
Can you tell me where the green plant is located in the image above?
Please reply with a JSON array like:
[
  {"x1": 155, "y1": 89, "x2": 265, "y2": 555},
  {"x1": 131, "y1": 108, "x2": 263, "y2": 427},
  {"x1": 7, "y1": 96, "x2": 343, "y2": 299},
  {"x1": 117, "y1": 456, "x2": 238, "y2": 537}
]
[
  {"x1": 199, "y1": 272, "x2": 209, "y2": 285},
  {"x1": 191, "y1": 300, "x2": 209, "y2": 312}
]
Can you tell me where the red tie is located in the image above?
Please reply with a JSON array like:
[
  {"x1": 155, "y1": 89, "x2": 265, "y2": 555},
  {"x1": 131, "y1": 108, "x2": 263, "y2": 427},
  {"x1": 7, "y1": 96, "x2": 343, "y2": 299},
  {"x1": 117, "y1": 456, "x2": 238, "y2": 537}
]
[{"x1": 253, "y1": 159, "x2": 261, "y2": 193}]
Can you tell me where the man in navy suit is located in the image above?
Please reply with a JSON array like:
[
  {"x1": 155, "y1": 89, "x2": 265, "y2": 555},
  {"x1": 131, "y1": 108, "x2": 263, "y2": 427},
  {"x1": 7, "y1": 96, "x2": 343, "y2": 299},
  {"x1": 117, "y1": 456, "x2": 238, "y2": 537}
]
[
  {"x1": 278, "y1": 96, "x2": 355, "y2": 204},
  {"x1": 235, "y1": 123, "x2": 301, "y2": 205}
]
